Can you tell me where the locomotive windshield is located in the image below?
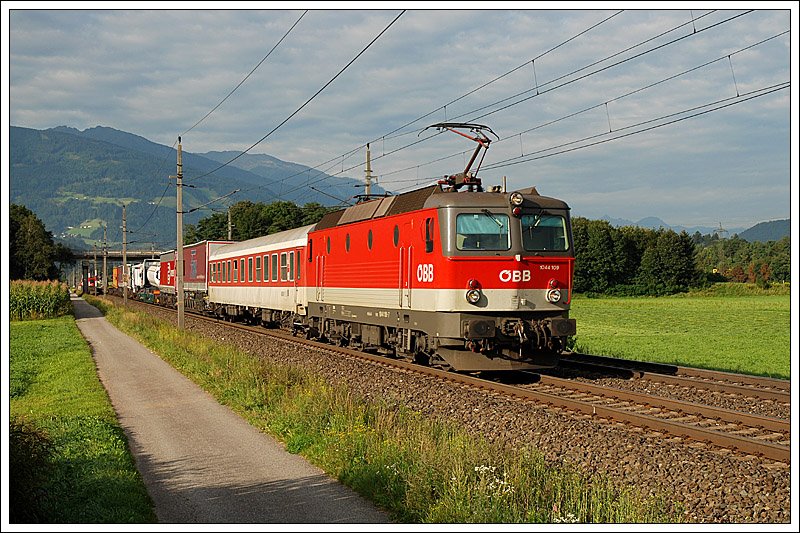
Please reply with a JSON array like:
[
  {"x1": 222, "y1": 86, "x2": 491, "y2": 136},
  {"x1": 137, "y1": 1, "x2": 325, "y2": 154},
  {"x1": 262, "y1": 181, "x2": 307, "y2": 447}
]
[
  {"x1": 522, "y1": 214, "x2": 568, "y2": 251},
  {"x1": 456, "y1": 212, "x2": 511, "y2": 251}
]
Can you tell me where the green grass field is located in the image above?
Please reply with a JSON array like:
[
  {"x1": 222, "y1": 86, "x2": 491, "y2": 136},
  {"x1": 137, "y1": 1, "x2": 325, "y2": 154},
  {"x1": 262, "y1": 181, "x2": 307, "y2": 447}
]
[
  {"x1": 10, "y1": 316, "x2": 156, "y2": 523},
  {"x1": 569, "y1": 287, "x2": 791, "y2": 379}
]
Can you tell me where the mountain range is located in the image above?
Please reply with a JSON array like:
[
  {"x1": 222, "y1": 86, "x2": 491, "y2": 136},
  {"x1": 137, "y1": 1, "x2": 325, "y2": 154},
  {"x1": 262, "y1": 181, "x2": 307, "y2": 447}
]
[
  {"x1": 599, "y1": 215, "x2": 790, "y2": 242},
  {"x1": 9, "y1": 125, "x2": 789, "y2": 251},
  {"x1": 9, "y1": 125, "x2": 384, "y2": 250}
]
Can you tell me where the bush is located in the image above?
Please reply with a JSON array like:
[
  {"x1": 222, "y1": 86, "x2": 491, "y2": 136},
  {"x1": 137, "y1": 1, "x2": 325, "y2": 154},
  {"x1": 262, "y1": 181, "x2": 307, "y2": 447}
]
[
  {"x1": 10, "y1": 416, "x2": 54, "y2": 523},
  {"x1": 10, "y1": 281, "x2": 72, "y2": 320}
]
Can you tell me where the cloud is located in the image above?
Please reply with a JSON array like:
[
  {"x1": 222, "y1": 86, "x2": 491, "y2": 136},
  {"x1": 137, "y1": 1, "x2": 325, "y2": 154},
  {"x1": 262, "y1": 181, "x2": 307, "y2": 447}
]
[{"x1": 5, "y1": 6, "x2": 795, "y2": 229}]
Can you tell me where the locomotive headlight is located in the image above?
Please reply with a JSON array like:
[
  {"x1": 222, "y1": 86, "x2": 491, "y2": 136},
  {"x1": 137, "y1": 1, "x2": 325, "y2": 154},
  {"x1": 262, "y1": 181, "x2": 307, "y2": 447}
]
[
  {"x1": 546, "y1": 288, "x2": 562, "y2": 303},
  {"x1": 509, "y1": 191, "x2": 524, "y2": 206},
  {"x1": 466, "y1": 288, "x2": 482, "y2": 305}
]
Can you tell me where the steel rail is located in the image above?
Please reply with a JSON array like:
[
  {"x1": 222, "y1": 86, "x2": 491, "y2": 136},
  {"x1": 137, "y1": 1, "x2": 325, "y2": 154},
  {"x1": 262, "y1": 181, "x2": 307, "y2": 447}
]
[
  {"x1": 530, "y1": 374, "x2": 789, "y2": 433},
  {"x1": 118, "y1": 298, "x2": 792, "y2": 463},
  {"x1": 560, "y1": 353, "x2": 790, "y2": 402}
]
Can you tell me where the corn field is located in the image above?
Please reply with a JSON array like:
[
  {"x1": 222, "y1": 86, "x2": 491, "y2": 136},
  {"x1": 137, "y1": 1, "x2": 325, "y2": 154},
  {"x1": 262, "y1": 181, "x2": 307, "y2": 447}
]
[{"x1": 10, "y1": 281, "x2": 72, "y2": 321}]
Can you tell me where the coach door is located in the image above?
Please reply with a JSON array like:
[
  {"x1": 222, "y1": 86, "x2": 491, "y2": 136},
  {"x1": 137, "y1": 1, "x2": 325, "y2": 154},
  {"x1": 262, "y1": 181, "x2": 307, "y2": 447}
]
[
  {"x1": 315, "y1": 254, "x2": 325, "y2": 302},
  {"x1": 399, "y1": 245, "x2": 412, "y2": 308}
]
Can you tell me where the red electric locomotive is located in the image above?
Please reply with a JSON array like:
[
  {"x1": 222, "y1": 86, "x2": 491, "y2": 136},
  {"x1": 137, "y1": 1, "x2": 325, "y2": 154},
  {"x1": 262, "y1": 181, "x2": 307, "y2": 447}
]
[{"x1": 201, "y1": 124, "x2": 576, "y2": 371}]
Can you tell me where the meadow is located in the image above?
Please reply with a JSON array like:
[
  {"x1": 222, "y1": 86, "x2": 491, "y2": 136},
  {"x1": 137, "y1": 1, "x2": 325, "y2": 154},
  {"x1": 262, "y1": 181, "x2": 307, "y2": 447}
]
[
  {"x1": 569, "y1": 284, "x2": 791, "y2": 379},
  {"x1": 86, "y1": 296, "x2": 680, "y2": 523},
  {"x1": 9, "y1": 316, "x2": 156, "y2": 523}
]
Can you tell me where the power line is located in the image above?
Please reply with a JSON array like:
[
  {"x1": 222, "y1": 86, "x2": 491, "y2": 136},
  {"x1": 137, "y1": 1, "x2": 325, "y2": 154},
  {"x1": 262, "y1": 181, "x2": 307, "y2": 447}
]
[
  {"x1": 246, "y1": 10, "x2": 750, "y2": 201},
  {"x1": 231, "y1": 9, "x2": 628, "y2": 198},
  {"x1": 482, "y1": 82, "x2": 788, "y2": 171},
  {"x1": 188, "y1": 10, "x2": 405, "y2": 184},
  {"x1": 173, "y1": 8, "x2": 623, "y2": 207},
  {"x1": 450, "y1": 10, "x2": 753, "y2": 126},
  {"x1": 374, "y1": 28, "x2": 789, "y2": 187},
  {"x1": 181, "y1": 10, "x2": 308, "y2": 137},
  {"x1": 129, "y1": 12, "x2": 308, "y2": 238}
]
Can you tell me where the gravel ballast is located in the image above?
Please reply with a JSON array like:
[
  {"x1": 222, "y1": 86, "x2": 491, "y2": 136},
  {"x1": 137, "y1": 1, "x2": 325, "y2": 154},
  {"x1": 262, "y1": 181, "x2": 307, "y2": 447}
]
[{"x1": 118, "y1": 299, "x2": 791, "y2": 524}]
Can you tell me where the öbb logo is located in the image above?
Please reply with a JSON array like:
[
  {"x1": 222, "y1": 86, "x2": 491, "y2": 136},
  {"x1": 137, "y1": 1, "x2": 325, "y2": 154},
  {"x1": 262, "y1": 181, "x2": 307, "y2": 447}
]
[{"x1": 499, "y1": 270, "x2": 531, "y2": 283}]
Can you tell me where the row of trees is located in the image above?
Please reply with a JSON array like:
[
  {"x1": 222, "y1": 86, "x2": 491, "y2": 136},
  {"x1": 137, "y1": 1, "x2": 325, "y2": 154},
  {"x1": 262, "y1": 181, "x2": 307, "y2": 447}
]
[
  {"x1": 694, "y1": 234, "x2": 790, "y2": 285},
  {"x1": 572, "y1": 218, "x2": 700, "y2": 296},
  {"x1": 573, "y1": 218, "x2": 791, "y2": 296},
  {"x1": 11, "y1": 198, "x2": 790, "y2": 295},
  {"x1": 185, "y1": 200, "x2": 335, "y2": 243}
]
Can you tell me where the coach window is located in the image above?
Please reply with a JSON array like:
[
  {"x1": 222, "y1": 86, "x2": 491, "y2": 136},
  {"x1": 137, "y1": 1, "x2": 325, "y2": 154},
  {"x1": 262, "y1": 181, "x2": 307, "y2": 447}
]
[
  {"x1": 233, "y1": 260, "x2": 238, "y2": 282},
  {"x1": 367, "y1": 230, "x2": 373, "y2": 250},
  {"x1": 345, "y1": 233, "x2": 350, "y2": 252},
  {"x1": 255, "y1": 256, "x2": 262, "y2": 282},
  {"x1": 240, "y1": 259, "x2": 245, "y2": 283},
  {"x1": 272, "y1": 254, "x2": 278, "y2": 282},
  {"x1": 424, "y1": 217, "x2": 435, "y2": 253},
  {"x1": 263, "y1": 255, "x2": 269, "y2": 282},
  {"x1": 289, "y1": 251, "x2": 295, "y2": 281},
  {"x1": 296, "y1": 249, "x2": 302, "y2": 280},
  {"x1": 393, "y1": 225, "x2": 399, "y2": 247},
  {"x1": 248, "y1": 257, "x2": 253, "y2": 282},
  {"x1": 280, "y1": 253, "x2": 288, "y2": 281},
  {"x1": 226, "y1": 260, "x2": 231, "y2": 282},
  {"x1": 326, "y1": 236, "x2": 331, "y2": 254}
]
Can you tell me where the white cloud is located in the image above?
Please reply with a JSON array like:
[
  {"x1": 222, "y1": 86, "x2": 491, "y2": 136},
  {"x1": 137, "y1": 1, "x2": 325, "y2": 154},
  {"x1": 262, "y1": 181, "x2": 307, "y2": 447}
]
[{"x1": 4, "y1": 5, "x2": 796, "y2": 229}]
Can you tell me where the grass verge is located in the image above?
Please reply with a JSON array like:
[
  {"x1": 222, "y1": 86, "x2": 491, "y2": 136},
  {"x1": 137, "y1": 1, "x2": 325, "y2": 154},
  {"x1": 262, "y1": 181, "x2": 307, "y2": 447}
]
[
  {"x1": 87, "y1": 296, "x2": 681, "y2": 523},
  {"x1": 570, "y1": 285, "x2": 791, "y2": 379},
  {"x1": 9, "y1": 315, "x2": 156, "y2": 523}
]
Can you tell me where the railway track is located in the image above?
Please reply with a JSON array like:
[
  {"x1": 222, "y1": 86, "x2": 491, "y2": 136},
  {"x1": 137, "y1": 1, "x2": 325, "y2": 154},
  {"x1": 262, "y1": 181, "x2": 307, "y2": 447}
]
[
  {"x1": 559, "y1": 352, "x2": 791, "y2": 403},
  {"x1": 115, "y1": 297, "x2": 792, "y2": 464}
]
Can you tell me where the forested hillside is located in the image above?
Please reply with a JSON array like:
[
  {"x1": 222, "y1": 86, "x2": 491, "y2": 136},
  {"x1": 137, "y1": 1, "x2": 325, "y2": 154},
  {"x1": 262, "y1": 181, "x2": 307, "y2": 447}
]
[{"x1": 9, "y1": 125, "x2": 377, "y2": 250}]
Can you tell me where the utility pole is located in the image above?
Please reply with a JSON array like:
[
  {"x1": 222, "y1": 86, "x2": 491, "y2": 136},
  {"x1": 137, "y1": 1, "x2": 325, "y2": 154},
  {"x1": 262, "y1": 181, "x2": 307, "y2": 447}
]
[
  {"x1": 122, "y1": 204, "x2": 128, "y2": 305},
  {"x1": 228, "y1": 207, "x2": 233, "y2": 240},
  {"x1": 102, "y1": 224, "x2": 107, "y2": 295},
  {"x1": 364, "y1": 143, "x2": 373, "y2": 197},
  {"x1": 174, "y1": 137, "x2": 185, "y2": 329},
  {"x1": 92, "y1": 244, "x2": 97, "y2": 295}
]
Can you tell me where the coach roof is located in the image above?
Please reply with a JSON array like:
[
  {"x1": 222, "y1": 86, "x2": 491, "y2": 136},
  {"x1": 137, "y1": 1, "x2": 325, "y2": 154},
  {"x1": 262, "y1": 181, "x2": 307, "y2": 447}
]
[{"x1": 211, "y1": 224, "x2": 315, "y2": 260}]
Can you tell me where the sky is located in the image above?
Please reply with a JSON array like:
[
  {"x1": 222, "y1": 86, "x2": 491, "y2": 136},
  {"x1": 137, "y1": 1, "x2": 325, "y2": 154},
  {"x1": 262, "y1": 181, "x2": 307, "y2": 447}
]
[{"x1": 3, "y1": 3, "x2": 798, "y2": 231}]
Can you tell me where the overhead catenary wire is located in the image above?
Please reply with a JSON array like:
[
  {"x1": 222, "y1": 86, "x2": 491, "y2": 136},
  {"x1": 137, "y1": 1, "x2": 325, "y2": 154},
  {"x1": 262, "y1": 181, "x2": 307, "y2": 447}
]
[
  {"x1": 187, "y1": 10, "x2": 405, "y2": 184},
  {"x1": 384, "y1": 80, "x2": 788, "y2": 193},
  {"x1": 236, "y1": 9, "x2": 753, "y2": 202},
  {"x1": 374, "y1": 28, "x2": 790, "y2": 187},
  {"x1": 129, "y1": 11, "x2": 308, "y2": 239},
  {"x1": 227, "y1": 9, "x2": 629, "y2": 198},
  {"x1": 181, "y1": 10, "x2": 308, "y2": 138}
]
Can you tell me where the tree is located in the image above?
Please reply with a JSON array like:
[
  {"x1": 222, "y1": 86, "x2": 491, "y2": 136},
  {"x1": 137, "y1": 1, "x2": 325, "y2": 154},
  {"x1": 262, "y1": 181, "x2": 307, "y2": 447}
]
[
  {"x1": 572, "y1": 218, "x2": 624, "y2": 293},
  {"x1": 635, "y1": 230, "x2": 700, "y2": 295},
  {"x1": 10, "y1": 204, "x2": 70, "y2": 280},
  {"x1": 186, "y1": 200, "x2": 338, "y2": 244}
]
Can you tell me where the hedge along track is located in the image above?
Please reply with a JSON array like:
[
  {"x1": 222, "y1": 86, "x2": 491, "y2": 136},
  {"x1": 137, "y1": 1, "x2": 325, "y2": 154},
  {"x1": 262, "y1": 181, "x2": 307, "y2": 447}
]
[
  {"x1": 558, "y1": 352, "x2": 791, "y2": 403},
  {"x1": 124, "y1": 298, "x2": 791, "y2": 464}
]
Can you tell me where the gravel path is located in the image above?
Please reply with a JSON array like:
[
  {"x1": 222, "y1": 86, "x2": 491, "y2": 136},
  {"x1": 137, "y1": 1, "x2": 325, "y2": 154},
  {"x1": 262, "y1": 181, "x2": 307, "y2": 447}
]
[{"x1": 121, "y1": 299, "x2": 791, "y2": 524}]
